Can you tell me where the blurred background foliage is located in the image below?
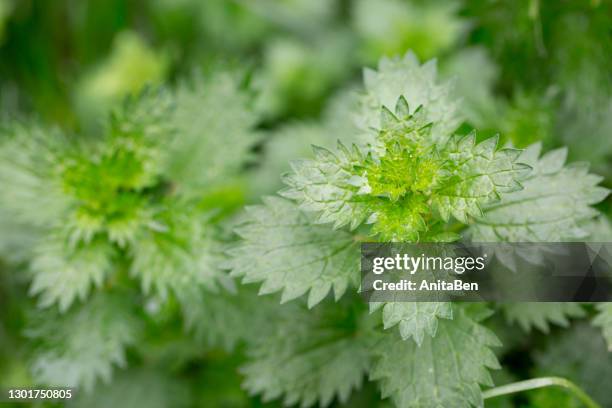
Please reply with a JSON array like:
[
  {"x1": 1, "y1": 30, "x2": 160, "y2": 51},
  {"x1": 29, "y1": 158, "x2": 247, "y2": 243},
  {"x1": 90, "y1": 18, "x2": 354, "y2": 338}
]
[{"x1": 0, "y1": 0, "x2": 611, "y2": 407}]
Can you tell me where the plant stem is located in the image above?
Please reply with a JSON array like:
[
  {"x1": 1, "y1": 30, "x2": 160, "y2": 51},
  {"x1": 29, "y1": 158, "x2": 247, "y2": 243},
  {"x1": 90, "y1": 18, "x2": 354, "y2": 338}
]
[{"x1": 482, "y1": 377, "x2": 601, "y2": 408}]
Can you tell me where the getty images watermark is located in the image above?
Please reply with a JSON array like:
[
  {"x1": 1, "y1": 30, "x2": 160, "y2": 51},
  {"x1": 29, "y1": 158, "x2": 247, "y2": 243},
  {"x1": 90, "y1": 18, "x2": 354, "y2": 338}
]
[{"x1": 361, "y1": 242, "x2": 612, "y2": 302}]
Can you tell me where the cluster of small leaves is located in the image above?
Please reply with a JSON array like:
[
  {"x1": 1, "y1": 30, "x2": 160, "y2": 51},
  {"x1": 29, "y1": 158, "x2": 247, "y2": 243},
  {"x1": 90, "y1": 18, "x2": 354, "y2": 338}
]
[
  {"x1": 0, "y1": 71, "x2": 259, "y2": 389},
  {"x1": 283, "y1": 96, "x2": 529, "y2": 242}
]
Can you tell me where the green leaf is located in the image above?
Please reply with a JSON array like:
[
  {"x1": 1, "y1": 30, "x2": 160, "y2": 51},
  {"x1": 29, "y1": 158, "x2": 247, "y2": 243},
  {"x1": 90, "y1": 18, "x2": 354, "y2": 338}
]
[
  {"x1": 470, "y1": 143, "x2": 609, "y2": 241},
  {"x1": 370, "y1": 302, "x2": 452, "y2": 346},
  {"x1": 176, "y1": 285, "x2": 275, "y2": 351},
  {"x1": 280, "y1": 143, "x2": 371, "y2": 230},
  {"x1": 593, "y1": 303, "x2": 612, "y2": 351},
  {"x1": 226, "y1": 197, "x2": 360, "y2": 307},
  {"x1": 165, "y1": 72, "x2": 259, "y2": 193},
  {"x1": 358, "y1": 51, "x2": 461, "y2": 144},
  {"x1": 432, "y1": 134, "x2": 530, "y2": 223},
  {"x1": 502, "y1": 303, "x2": 585, "y2": 333},
  {"x1": 0, "y1": 122, "x2": 70, "y2": 226},
  {"x1": 26, "y1": 293, "x2": 139, "y2": 391},
  {"x1": 129, "y1": 201, "x2": 226, "y2": 298},
  {"x1": 241, "y1": 300, "x2": 371, "y2": 407},
  {"x1": 370, "y1": 307, "x2": 500, "y2": 408},
  {"x1": 0, "y1": 212, "x2": 41, "y2": 264},
  {"x1": 29, "y1": 235, "x2": 115, "y2": 312}
]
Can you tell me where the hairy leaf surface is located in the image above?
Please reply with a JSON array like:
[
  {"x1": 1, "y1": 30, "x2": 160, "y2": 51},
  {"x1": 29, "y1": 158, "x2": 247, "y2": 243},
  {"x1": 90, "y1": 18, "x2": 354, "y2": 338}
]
[
  {"x1": 29, "y1": 236, "x2": 114, "y2": 312},
  {"x1": 370, "y1": 301, "x2": 452, "y2": 345},
  {"x1": 370, "y1": 308, "x2": 500, "y2": 408},
  {"x1": 471, "y1": 143, "x2": 609, "y2": 241},
  {"x1": 226, "y1": 197, "x2": 360, "y2": 307},
  {"x1": 358, "y1": 52, "x2": 461, "y2": 144},
  {"x1": 26, "y1": 293, "x2": 138, "y2": 391},
  {"x1": 281, "y1": 144, "x2": 370, "y2": 230},
  {"x1": 241, "y1": 301, "x2": 371, "y2": 407},
  {"x1": 166, "y1": 72, "x2": 259, "y2": 192}
]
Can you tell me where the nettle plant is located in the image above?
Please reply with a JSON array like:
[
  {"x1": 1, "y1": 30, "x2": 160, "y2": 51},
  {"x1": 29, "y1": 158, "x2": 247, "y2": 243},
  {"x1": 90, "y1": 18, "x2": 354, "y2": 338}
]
[
  {"x1": 226, "y1": 53, "x2": 611, "y2": 407},
  {"x1": 0, "y1": 72, "x2": 261, "y2": 391},
  {"x1": 0, "y1": 53, "x2": 610, "y2": 408}
]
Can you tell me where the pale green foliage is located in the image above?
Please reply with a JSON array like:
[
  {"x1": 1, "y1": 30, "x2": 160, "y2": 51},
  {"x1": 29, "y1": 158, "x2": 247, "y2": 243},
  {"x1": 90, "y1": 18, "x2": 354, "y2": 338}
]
[
  {"x1": 0, "y1": 72, "x2": 257, "y2": 311},
  {"x1": 471, "y1": 143, "x2": 609, "y2": 241},
  {"x1": 1, "y1": 68, "x2": 262, "y2": 400},
  {"x1": 502, "y1": 303, "x2": 585, "y2": 333},
  {"x1": 357, "y1": 52, "x2": 461, "y2": 144},
  {"x1": 370, "y1": 308, "x2": 500, "y2": 408},
  {"x1": 26, "y1": 293, "x2": 138, "y2": 391},
  {"x1": 226, "y1": 197, "x2": 360, "y2": 307},
  {"x1": 2, "y1": 44, "x2": 605, "y2": 408},
  {"x1": 370, "y1": 301, "x2": 452, "y2": 345},
  {"x1": 165, "y1": 72, "x2": 259, "y2": 192},
  {"x1": 1, "y1": 1, "x2": 610, "y2": 405},
  {"x1": 105, "y1": 88, "x2": 174, "y2": 191},
  {"x1": 0, "y1": 214, "x2": 40, "y2": 264},
  {"x1": 0, "y1": 123, "x2": 70, "y2": 226},
  {"x1": 593, "y1": 303, "x2": 612, "y2": 351},
  {"x1": 241, "y1": 300, "x2": 371, "y2": 407},
  {"x1": 129, "y1": 201, "x2": 227, "y2": 298},
  {"x1": 30, "y1": 236, "x2": 115, "y2": 312}
]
